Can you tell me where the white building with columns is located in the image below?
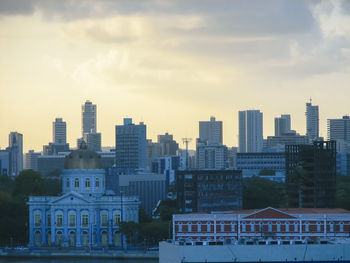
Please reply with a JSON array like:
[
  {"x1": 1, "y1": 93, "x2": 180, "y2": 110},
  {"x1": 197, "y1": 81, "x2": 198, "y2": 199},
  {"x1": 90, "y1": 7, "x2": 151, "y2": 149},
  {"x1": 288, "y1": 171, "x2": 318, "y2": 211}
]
[{"x1": 28, "y1": 143, "x2": 139, "y2": 248}]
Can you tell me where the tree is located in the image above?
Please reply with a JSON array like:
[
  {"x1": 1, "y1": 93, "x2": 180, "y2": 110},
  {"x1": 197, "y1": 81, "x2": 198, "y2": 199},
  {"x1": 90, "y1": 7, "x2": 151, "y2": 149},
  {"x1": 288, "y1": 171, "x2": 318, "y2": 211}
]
[
  {"x1": 243, "y1": 176, "x2": 287, "y2": 209},
  {"x1": 13, "y1": 169, "x2": 44, "y2": 201},
  {"x1": 336, "y1": 174, "x2": 350, "y2": 210},
  {"x1": 120, "y1": 222, "x2": 139, "y2": 245}
]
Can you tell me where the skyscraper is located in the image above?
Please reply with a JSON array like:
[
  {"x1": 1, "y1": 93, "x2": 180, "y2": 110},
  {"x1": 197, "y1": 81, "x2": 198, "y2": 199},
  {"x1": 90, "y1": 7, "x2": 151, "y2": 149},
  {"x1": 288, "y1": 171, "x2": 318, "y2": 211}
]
[
  {"x1": 306, "y1": 100, "x2": 319, "y2": 142},
  {"x1": 83, "y1": 132, "x2": 102, "y2": 152},
  {"x1": 199, "y1": 116, "x2": 223, "y2": 145},
  {"x1": 274, "y1": 114, "x2": 291, "y2": 136},
  {"x1": 8, "y1": 132, "x2": 23, "y2": 176},
  {"x1": 157, "y1": 132, "x2": 179, "y2": 156},
  {"x1": 53, "y1": 118, "x2": 67, "y2": 144},
  {"x1": 115, "y1": 118, "x2": 147, "y2": 170},
  {"x1": 238, "y1": 110, "x2": 263, "y2": 153},
  {"x1": 328, "y1": 116, "x2": 350, "y2": 142},
  {"x1": 81, "y1": 100, "x2": 96, "y2": 136}
]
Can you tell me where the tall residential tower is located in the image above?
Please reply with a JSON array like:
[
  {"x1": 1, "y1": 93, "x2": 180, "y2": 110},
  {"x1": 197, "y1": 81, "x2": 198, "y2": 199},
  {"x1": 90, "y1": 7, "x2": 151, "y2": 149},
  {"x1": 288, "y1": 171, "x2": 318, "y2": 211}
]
[
  {"x1": 81, "y1": 100, "x2": 97, "y2": 136},
  {"x1": 53, "y1": 118, "x2": 67, "y2": 144},
  {"x1": 238, "y1": 110, "x2": 263, "y2": 153},
  {"x1": 306, "y1": 100, "x2": 319, "y2": 142},
  {"x1": 199, "y1": 116, "x2": 223, "y2": 145}
]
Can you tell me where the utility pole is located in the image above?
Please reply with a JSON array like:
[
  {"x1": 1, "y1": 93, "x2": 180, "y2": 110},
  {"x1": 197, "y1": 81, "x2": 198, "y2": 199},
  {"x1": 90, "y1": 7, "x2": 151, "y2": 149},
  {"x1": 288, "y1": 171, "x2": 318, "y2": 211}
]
[{"x1": 182, "y1": 138, "x2": 192, "y2": 169}]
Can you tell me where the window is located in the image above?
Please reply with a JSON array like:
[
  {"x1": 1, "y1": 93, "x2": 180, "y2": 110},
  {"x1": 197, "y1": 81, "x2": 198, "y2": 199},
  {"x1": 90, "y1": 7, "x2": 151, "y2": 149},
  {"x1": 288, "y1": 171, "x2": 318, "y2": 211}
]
[
  {"x1": 207, "y1": 223, "x2": 211, "y2": 232},
  {"x1": 330, "y1": 222, "x2": 334, "y2": 232},
  {"x1": 231, "y1": 223, "x2": 235, "y2": 232},
  {"x1": 277, "y1": 222, "x2": 281, "y2": 232},
  {"x1": 242, "y1": 223, "x2": 246, "y2": 232},
  {"x1": 101, "y1": 214, "x2": 108, "y2": 227},
  {"x1": 340, "y1": 222, "x2": 344, "y2": 232},
  {"x1": 34, "y1": 214, "x2": 41, "y2": 227},
  {"x1": 56, "y1": 215, "x2": 63, "y2": 227},
  {"x1": 294, "y1": 222, "x2": 298, "y2": 232},
  {"x1": 268, "y1": 222, "x2": 272, "y2": 232},
  {"x1": 69, "y1": 214, "x2": 76, "y2": 227},
  {"x1": 285, "y1": 222, "x2": 289, "y2": 232},
  {"x1": 82, "y1": 215, "x2": 89, "y2": 227},
  {"x1": 66, "y1": 178, "x2": 70, "y2": 189},
  {"x1": 75, "y1": 178, "x2": 79, "y2": 190},
  {"x1": 220, "y1": 223, "x2": 224, "y2": 232},
  {"x1": 305, "y1": 222, "x2": 309, "y2": 232},
  {"x1": 47, "y1": 214, "x2": 51, "y2": 227},
  {"x1": 317, "y1": 222, "x2": 321, "y2": 232},
  {"x1": 178, "y1": 223, "x2": 182, "y2": 232},
  {"x1": 85, "y1": 178, "x2": 90, "y2": 190},
  {"x1": 113, "y1": 214, "x2": 120, "y2": 226},
  {"x1": 95, "y1": 178, "x2": 100, "y2": 189}
]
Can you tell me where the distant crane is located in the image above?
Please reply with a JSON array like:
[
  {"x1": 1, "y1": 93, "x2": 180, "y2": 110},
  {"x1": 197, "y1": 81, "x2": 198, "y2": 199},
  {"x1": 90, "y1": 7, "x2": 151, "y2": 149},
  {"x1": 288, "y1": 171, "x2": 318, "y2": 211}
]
[{"x1": 182, "y1": 138, "x2": 192, "y2": 169}]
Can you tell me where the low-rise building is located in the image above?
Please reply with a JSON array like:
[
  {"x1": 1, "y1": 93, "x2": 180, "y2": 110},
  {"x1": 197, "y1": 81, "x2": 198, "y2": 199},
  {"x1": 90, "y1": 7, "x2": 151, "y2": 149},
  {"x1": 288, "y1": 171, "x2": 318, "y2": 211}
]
[
  {"x1": 176, "y1": 170, "x2": 242, "y2": 213},
  {"x1": 173, "y1": 207, "x2": 350, "y2": 242},
  {"x1": 28, "y1": 144, "x2": 139, "y2": 248}
]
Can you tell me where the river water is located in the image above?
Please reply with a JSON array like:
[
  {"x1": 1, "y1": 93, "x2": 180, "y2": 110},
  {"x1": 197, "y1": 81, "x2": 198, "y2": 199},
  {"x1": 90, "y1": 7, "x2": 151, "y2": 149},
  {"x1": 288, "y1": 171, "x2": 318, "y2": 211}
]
[{"x1": 0, "y1": 259, "x2": 157, "y2": 263}]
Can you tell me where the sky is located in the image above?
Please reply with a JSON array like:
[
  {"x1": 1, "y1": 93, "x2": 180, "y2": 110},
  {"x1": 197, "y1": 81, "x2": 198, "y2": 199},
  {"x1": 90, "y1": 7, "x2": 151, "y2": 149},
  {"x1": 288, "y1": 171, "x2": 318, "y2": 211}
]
[{"x1": 1, "y1": 0, "x2": 350, "y2": 152}]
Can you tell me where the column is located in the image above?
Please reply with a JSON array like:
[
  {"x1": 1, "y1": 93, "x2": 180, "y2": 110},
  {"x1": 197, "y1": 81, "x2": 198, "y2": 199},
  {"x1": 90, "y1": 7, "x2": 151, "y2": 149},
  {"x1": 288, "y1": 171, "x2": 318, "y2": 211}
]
[{"x1": 76, "y1": 209, "x2": 81, "y2": 247}]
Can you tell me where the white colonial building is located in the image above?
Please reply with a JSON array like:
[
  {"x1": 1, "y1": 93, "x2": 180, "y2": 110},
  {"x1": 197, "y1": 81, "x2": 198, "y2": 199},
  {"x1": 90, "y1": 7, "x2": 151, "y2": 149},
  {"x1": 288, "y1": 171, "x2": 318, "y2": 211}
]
[{"x1": 28, "y1": 143, "x2": 140, "y2": 247}]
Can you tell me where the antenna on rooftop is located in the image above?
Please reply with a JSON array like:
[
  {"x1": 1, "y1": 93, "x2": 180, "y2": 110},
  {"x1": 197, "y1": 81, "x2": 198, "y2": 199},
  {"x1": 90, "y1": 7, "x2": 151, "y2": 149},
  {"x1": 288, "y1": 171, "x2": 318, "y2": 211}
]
[{"x1": 182, "y1": 138, "x2": 192, "y2": 169}]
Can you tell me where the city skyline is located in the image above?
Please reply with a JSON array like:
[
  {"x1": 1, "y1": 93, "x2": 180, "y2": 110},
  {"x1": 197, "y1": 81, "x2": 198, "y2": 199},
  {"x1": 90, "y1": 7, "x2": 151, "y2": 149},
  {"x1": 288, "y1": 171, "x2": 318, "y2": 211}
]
[{"x1": 1, "y1": 1, "x2": 350, "y2": 152}]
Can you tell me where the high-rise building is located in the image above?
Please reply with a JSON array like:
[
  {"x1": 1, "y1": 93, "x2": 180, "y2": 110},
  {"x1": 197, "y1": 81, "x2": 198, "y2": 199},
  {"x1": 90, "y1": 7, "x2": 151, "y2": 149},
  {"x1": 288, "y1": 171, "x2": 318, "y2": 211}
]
[
  {"x1": 115, "y1": 118, "x2": 147, "y2": 170},
  {"x1": 286, "y1": 141, "x2": 336, "y2": 209},
  {"x1": 53, "y1": 118, "x2": 67, "y2": 144},
  {"x1": 199, "y1": 116, "x2": 223, "y2": 145},
  {"x1": 306, "y1": 101, "x2": 319, "y2": 142},
  {"x1": 157, "y1": 132, "x2": 179, "y2": 156},
  {"x1": 0, "y1": 150, "x2": 10, "y2": 175},
  {"x1": 81, "y1": 100, "x2": 96, "y2": 136},
  {"x1": 238, "y1": 110, "x2": 263, "y2": 153},
  {"x1": 196, "y1": 140, "x2": 227, "y2": 169},
  {"x1": 274, "y1": 114, "x2": 291, "y2": 136},
  {"x1": 8, "y1": 132, "x2": 23, "y2": 176},
  {"x1": 327, "y1": 116, "x2": 350, "y2": 149},
  {"x1": 83, "y1": 132, "x2": 102, "y2": 152},
  {"x1": 24, "y1": 150, "x2": 41, "y2": 171}
]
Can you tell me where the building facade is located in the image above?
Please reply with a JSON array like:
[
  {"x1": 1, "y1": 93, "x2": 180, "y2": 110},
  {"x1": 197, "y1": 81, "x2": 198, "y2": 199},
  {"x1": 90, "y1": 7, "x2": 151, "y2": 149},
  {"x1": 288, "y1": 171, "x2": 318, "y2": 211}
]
[
  {"x1": 83, "y1": 132, "x2": 102, "y2": 152},
  {"x1": 196, "y1": 142, "x2": 228, "y2": 169},
  {"x1": 115, "y1": 118, "x2": 147, "y2": 170},
  {"x1": 8, "y1": 132, "x2": 23, "y2": 176},
  {"x1": 239, "y1": 110, "x2": 263, "y2": 153},
  {"x1": 176, "y1": 170, "x2": 242, "y2": 213},
  {"x1": 236, "y1": 152, "x2": 285, "y2": 182},
  {"x1": 81, "y1": 100, "x2": 97, "y2": 136},
  {"x1": 0, "y1": 150, "x2": 10, "y2": 175},
  {"x1": 53, "y1": 118, "x2": 67, "y2": 144},
  {"x1": 151, "y1": 155, "x2": 185, "y2": 184},
  {"x1": 157, "y1": 133, "x2": 179, "y2": 156},
  {"x1": 306, "y1": 101, "x2": 319, "y2": 142},
  {"x1": 24, "y1": 150, "x2": 41, "y2": 171},
  {"x1": 28, "y1": 144, "x2": 139, "y2": 248},
  {"x1": 327, "y1": 116, "x2": 350, "y2": 152},
  {"x1": 274, "y1": 114, "x2": 291, "y2": 136},
  {"x1": 199, "y1": 116, "x2": 223, "y2": 145},
  {"x1": 286, "y1": 141, "x2": 336, "y2": 209},
  {"x1": 172, "y1": 207, "x2": 350, "y2": 242}
]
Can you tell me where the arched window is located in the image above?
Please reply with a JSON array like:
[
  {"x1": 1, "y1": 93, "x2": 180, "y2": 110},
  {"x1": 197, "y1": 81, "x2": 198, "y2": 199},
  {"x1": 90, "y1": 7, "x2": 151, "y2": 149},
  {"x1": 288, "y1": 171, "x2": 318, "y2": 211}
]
[
  {"x1": 47, "y1": 231, "x2": 51, "y2": 246},
  {"x1": 69, "y1": 231, "x2": 76, "y2": 247},
  {"x1": 56, "y1": 231, "x2": 63, "y2": 246},
  {"x1": 82, "y1": 231, "x2": 89, "y2": 246},
  {"x1": 82, "y1": 214, "x2": 89, "y2": 227},
  {"x1": 113, "y1": 214, "x2": 120, "y2": 226},
  {"x1": 66, "y1": 178, "x2": 70, "y2": 190},
  {"x1": 56, "y1": 214, "x2": 63, "y2": 227},
  {"x1": 101, "y1": 214, "x2": 108, "y2": 227},
  {"x1": 95, "y1": 178, "x2": 100, "y2": 189},
  {"x1": 85, "y1": 178, "x2": 90, "y2": 190},
  {"x1": 69, "y1": 213, "x2": 76, "y2": 227},
  {"x1": 34, "y1": 213, "x2": 41, "y2": 227},
  {"x1": 114, "y1": 231, "x2": 121, "y2": 247},
  {"x1": 101, "y1": 231, "x2": 108, "y2": 246},
  {"x1": 75, "y1": 178, "x2": 79, "y2": 190},
  {"x1": 34, "y1": 231, "x2": 41, "y2": 246}
]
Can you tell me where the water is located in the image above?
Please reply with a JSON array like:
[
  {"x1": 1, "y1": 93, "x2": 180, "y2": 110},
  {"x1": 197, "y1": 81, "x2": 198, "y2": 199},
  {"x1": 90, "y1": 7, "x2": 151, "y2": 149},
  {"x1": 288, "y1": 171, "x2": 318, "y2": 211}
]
[{"x1": 0, "y1": 259, "x2": 157, "y2": 263}]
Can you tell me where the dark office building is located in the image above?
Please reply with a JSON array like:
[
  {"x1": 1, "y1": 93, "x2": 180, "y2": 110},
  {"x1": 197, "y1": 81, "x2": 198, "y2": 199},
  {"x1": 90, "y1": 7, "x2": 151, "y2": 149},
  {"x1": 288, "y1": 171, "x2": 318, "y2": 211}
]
[
  {"x1": 176, "y1": 169, "x2": 242, "y2": 213},
  {"x1": 286, "y1": 141, "x2": 336, "y2": 209}
]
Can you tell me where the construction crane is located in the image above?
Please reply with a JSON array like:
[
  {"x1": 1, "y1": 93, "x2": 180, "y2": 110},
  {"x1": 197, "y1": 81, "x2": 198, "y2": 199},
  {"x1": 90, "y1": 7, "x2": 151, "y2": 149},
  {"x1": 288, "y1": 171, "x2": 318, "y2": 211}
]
[{"x1": 182, "y1": 138, "x2": 192, "y2": 169}]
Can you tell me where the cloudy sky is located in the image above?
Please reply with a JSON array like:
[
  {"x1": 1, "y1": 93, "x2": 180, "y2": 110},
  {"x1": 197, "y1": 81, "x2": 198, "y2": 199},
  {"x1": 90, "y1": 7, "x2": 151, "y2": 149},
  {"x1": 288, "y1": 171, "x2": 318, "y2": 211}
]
[{"x1": 1, "y1": 0, "x2": 350, "y2": 152}]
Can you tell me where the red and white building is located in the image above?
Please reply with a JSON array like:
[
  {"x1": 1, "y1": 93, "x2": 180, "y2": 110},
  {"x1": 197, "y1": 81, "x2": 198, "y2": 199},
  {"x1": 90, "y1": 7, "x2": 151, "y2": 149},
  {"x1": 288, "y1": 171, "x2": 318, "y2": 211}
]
[{"x1": 173, "y1": 207, "x2": 350, "y2": 241}]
